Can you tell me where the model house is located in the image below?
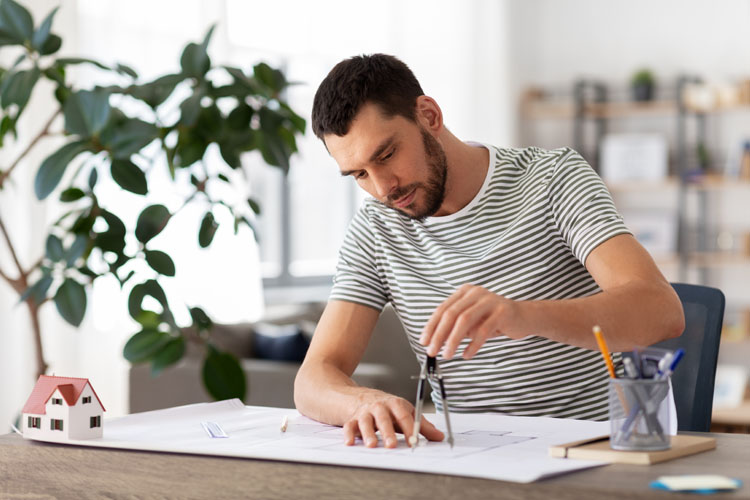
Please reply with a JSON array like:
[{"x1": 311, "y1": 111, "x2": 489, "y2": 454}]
[{"x1": 22, "y1": 375, "x2": 105, "y2": 442}]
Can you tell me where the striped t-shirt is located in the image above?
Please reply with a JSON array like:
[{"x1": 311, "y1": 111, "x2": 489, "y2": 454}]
[{"x1": 330, "y1": 145, "x2": 631, "y2": 420}]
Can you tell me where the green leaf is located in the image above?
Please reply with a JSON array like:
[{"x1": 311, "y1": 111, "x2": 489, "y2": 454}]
[
  {"x1": 174, "y1": 129, "x2": 207, "y2": 168},
  {"x1": 55, "y1": 57, "x2": 110, "y2": 71},
  {"x1": 227, "y1": 102, "x2": 253, "y2": 130},
  {"x1": 39, "y1": 33, "x2": 61, "y2": 55},
  {"x1": 53, "y1": 278, "x2": 87, "y2": 327},
  {"x1": 95, "y1": 209, "x2": 126, "y2": 254},
  {"x1": 126, "y1": 73, "x2": 183, "y2": 108},
  {"x1": 63, "y1": 89, "x2": 111, "y2": 137},
  {"x1": 100, "y1": 114, "x2": 158, "y2": 160},
  {"x1": 128, "y1": 279, "x2": 169, "y2": 321},
  {"x1": 198, "y1": 211, "x2": 217, "y2": 248},
  {"x1": 77, "y1": 265, "x2": 99, "y2": 280},
  {"x1": 189, "y1": 306, "x2": 212, "y2": 332},
  {"x1": 31, "y1": 6, "x2": 58, "y2": 51},
  {"x1": 65, "y1": 234, "x2": 88, "y2": 266},
  {"x1": 135, "y1": 204, "x2": 170, "y2": 244},
  {"x1": 0, "y1": 114, "x2": 15, "y2": 144},
  {"x1": 180, "y1": 25, "x2": 214, "y2": 78},
  {"x1": 144, "y1": 250, "x2": 175, "y2": 277},
  {"x1": 88, "y1": 165, "x2": 98, "y2": 189},
  {"x1": 0, "y1": 67, "x2": 40, "y2": 113},
  {"x1": 123, "y1": 328, "x2": 169, "y2": 363},
  {"x1": 256, "y1": 130, "x2": 290, "y2": 171},
  {"x1": 0, "y1": 0, "x2": 34, "y2": 44},
  {"x1": 180, "y1": 43, "x2": 210, "y2": 79},
  {"x1": 111, "y1": 159, "x2": 147, "y2": 195},
  {"x1": 19, "y1": 273, "x2": 53, "y2": 304},
  {"x1": 45, "y1": 234, "x2": 64, "y2": 261},
  {"x1": 34, "y1": 140, "x2": 89, "y2": 200},
  {"x1": 247, "y1": 198, "x2": 261, "y2": 215},
  {"x1": 134, "y1": 310, "x2": 161, "y2": 329},
  {"x1": 150, "y1": 337, "x2": 185, "y2": 376},
  {"x1": 115, "y1": 63, "x2": 138, "y2": 79},
  {"x1": 179, "y1": 91, "x2": 202, "y2": 126},
  {"x1": 60, "y1": 187, "x2": 85, "y2": 202},
  {"x1": 221, "y1": 66, "x2": 264, "y2": 95},
  {"x1": 253, "y1": 62, "x2": 286, "y2": 93},
  {"x1": 0, "y1": 30, "x2": 16, "y2": 46},
  {"x1": 279, "y1": 101, "x2": 306, "y2": 134},
  {"x1": 71, "y1": 211, "x2": 96, "y2": 234},
  {"x1": 202, "y1": 345, "x2": 246, "y2": 401}
]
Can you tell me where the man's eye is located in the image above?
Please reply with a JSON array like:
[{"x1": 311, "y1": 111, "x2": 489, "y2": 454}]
[
  {"x1": 355, "y1": 171, "x2": 368, "y2": 180},
  {"x1": 381, "y1": 150, "x2": 394, "y2": 161}
]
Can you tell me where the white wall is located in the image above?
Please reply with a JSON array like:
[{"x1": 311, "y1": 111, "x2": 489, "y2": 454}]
[{"x1": 508, "y1": 0, "x2": 750, "y2": 86}]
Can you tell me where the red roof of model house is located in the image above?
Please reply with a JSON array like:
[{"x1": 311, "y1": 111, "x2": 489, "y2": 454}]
[{"x1": 22, "y1": 375, "x2": 106, "y2": 415}]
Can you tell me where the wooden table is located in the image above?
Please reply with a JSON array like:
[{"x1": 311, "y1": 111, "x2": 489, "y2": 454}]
[{"x1": 1, "y1": 432, "x2": 749, "y2": 499}]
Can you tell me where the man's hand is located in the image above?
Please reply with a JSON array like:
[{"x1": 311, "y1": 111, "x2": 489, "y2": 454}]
[
  {"x1": 420, "y1": 284, "x2": 520, "y2": 360},
  {"x1": 342, "y1": 392, "x2": 444, "y2": 448}
]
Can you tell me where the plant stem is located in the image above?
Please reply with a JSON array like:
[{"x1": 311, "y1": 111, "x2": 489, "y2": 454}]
[
  {"x1": 25, "y1": 298, "x2": 48, "y2": 378},
  {"x1": 0, "y1": 214, "x2": 27, "y2": 288},
  {"x1": 0, "y1": 109, "x2": 61, "y2": 189},
  {"x1": 0, "y1": 214, "x2": 48, "y2": 378}
]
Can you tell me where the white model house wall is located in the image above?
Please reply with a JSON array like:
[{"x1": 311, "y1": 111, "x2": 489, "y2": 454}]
[{"x1": 22, "y1": 383, "x2": 103, "y2": 442}]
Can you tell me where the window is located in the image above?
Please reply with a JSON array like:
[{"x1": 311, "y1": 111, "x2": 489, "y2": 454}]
[
  {"x1": 51, "y1": 398, "x2": 62, "y2": 405},
  {"x1": 82, "y1": 396, "x2": 91, "y2": 404},
  {"x1": 90, "y1": 416, "x2": 101, "y2": 428},
  {"x1": 27, "y1": 416, "x2": 41, "y2": 429},
  {"x1": 51, "y1": 419, "x2": 63, "y2": 431}
]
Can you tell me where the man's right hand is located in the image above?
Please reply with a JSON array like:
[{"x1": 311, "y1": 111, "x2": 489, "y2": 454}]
[{"x1": 342, "y1": 391, "x2": 445, "y2": 448}]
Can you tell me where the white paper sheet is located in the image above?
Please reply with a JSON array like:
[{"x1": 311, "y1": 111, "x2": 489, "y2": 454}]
[{"x1": 24, "y1": 399, "x2": 610, "y2": 483}]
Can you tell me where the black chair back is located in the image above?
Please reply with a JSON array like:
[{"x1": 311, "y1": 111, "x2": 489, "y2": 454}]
[{"x1": 651, "y1": 283, "x2": 725, "y2": 432}]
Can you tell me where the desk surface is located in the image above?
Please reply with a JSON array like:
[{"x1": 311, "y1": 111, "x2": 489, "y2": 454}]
[{"x1": 2, "y1": 432, "x2": 749, "y2": 499}]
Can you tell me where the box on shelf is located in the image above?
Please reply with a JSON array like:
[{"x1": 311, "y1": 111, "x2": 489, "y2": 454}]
[{"x1": 600, "y1": 134, "x2": 669, "y2": 183}]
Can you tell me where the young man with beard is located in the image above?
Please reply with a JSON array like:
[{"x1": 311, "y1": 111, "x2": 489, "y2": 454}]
[{"x1": 294, "y1": 54, "x2": 684, "y2": 449}]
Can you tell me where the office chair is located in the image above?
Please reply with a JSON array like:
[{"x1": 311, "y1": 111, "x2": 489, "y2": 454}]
[{"x1": 650, "y1": 283, "x2": 725, "y2": 432}]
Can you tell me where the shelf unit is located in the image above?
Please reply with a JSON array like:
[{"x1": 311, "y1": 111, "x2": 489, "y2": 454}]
[{"x1": 520, "y1": 77, "x2": 750, "y2": 340}]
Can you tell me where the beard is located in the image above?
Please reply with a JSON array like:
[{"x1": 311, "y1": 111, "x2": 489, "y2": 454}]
[{"x1": 386, "y1": 128, "x2": 448, "y2": 222}]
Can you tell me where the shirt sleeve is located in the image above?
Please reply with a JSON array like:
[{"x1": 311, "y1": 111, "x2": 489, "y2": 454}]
[
  {"x1": 329, "y1": 204, "x2": 388, "y2": 312},
  {"x1": 546, "y1": 148, "x2": 632, "y2": 266}
]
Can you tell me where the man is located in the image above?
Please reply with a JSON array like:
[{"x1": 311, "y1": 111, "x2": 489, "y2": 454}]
[{"x1": 294, "y1": 54, "x2": 684, "y2": 449}]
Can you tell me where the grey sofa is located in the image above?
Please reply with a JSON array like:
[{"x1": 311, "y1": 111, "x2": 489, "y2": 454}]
[{"x1": 129, "y1": 303, "x2": 419, "y2": 413}]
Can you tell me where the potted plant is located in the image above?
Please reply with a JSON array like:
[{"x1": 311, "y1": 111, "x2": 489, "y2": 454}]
[
  {"x1": 631, "y1": 69, "x2": 656, "y2": 102},
  {"x1": 0, "y1": 0, "x2": 305, "y2": 401}
]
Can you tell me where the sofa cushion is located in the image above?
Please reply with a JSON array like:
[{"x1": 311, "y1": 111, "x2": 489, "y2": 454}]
[{"x1": 251, "y1": 323, "x2": 311, "y2": 362}]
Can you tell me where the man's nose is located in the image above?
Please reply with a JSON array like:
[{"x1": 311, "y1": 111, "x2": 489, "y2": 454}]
[{"x1": 371, "y1": 170, "x2": 398, "y2": 199}]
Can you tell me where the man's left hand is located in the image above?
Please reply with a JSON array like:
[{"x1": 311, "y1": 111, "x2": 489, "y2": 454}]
[{"x1": 419, "y1": 284, "x2": 521, "y2": 360}]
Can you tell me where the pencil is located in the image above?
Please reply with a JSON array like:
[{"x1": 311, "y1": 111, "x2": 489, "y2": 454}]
[
  {"x1": 280, "y1": 415, "x2": 288, "y2": 432},
  {"x1": 593, "y1": 325, "x2": 616, "y2": 378}
]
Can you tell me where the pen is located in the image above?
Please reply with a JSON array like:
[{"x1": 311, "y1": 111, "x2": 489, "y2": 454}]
[
  {"x1": 623, "y1": 357, "x2": 639, "y2": 379},
  {"x1": 656, "y1": 348, "x2": 685, "y2": 380},
  {"x1": 593, "y1": 325, "x2": 616, "y2": 379}
]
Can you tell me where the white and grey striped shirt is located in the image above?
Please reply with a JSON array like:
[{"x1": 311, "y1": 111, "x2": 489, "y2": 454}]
[{"x1": 330, "y1": 145, "x2": 630, "y2": 420}]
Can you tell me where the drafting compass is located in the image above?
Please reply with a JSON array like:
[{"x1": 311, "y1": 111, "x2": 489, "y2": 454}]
[{"x1": 409, "y1": 356, "x2": 454, "y2": 450}]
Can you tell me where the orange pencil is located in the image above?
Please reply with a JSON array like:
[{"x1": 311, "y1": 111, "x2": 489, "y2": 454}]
[{"x1": 593, "y1": 325, "x2": 616, "y2": 378}]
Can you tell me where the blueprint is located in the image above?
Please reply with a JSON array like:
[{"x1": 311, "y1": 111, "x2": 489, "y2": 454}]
[{"x1": 24, "y1": 399, "x2": 611, "y2": 483}]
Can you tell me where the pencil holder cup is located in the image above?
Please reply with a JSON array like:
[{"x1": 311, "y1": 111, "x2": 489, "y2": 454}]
[{"x1": 608, "y1": 377, "x2": 671, "y2": 451}]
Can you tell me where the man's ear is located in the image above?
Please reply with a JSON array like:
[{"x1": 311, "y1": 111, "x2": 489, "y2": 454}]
[{"x1": 415, "y1": 96, "x2": 443, "y2": 133}]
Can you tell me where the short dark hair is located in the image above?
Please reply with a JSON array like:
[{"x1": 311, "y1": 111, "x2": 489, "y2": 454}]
[{"x1": 311, "y1": 54, "x2": 424, "y2": 141}]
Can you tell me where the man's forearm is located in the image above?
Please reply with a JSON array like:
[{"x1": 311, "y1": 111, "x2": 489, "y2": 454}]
[
  {"x1": 294, "y1": 360, "x2": 388, "y2": 426},
  {"x1": 515, "y1": 279, "x2": 684, "y2": 352}
]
